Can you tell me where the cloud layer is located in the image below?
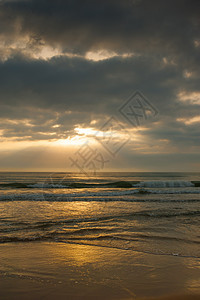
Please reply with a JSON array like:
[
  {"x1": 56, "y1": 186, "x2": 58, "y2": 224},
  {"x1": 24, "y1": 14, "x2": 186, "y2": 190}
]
[{"x1": 0, "y1": 0, "x2": 199, "y2": 170}]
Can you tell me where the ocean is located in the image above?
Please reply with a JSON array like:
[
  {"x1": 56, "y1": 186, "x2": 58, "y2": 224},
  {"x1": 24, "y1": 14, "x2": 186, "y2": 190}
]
[{"x1": 0, "y1": 172, "x2": 200, "y2": 259}]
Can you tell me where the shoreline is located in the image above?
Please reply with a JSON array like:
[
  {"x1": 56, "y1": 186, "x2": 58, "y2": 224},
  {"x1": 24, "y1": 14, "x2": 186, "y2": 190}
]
[{"x1": 0, "y1": 241, "x2": 200, "y2": 300}]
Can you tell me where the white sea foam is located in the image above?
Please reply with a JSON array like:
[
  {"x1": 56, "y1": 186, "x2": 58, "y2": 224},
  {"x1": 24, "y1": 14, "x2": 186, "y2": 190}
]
[
  {"x1": 135, "y1": 180, "x2": 194, "y2": 188},
  {"x1": 27, "y1": 183, "x2": 68, "y2": 188}
]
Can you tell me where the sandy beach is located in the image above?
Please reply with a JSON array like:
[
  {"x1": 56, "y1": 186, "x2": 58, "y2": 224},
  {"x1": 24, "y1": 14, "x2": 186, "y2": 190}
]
[{"x1": 0, "y1": 241, "x2": 200, "y2": 300}]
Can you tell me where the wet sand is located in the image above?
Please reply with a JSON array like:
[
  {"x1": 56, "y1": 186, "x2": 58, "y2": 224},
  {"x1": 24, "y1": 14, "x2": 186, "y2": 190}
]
[{"x1": 0, "y1": 242, "x2": 200, "y2": 300}]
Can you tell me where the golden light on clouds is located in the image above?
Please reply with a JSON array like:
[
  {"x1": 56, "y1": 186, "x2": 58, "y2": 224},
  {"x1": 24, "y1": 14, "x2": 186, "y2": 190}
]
[
  {"x1": 177, "y1": 116, "x2": 200, "y2": 125},
  {"x1": 0, "y1": 38, "x2": 135, "y2": 62},
  {"x1": 177, "y1": 91, "x2": 200, "y2": 104},
  {"x1": 194, "y1": 39, "x2": 200, "y2": 48},
  {"x1": 183, "y1": 70, "x2": 193, "y2": 78},
  {"x1": 85, "y1": 50, "x2": 134, "y2": 61},
  {"x1": 74, "y1": 127, "x2": 97, "y2": 136},
  {"x1": 35, "y1": 46, "x2": 62, "y2": 60},
  {"x1": 162, "y1": 57, "x2": 176, "y2": 66}
]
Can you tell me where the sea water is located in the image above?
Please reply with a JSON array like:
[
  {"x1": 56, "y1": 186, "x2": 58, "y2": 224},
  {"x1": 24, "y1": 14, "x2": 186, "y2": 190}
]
[{"x1": 0, "y1": 172, "x2": 200, "y2": 258}]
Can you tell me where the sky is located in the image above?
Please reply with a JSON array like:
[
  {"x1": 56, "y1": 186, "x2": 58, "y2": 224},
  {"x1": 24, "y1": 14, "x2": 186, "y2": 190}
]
[{"x1": 0, "y1": 0, "x2": 199, "y2": 172}]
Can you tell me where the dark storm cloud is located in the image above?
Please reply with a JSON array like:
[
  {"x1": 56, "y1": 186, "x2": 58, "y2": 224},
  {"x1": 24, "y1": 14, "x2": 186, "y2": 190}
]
[
  {"x1": 0, "y1": 0, "x2": 200, "y2": 64},
  {"x1": 0, "y1": 53, "x2": 194, "y2": 113},
  {"x1": 0, "y1": 53, "x2": 199, "y2": 148},
  {"x1": 0, "y1": 0, "x2": 199, "y2": 171}
]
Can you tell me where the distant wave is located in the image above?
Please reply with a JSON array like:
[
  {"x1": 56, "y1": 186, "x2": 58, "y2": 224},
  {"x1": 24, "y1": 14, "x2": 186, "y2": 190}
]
[
  {"x1": 0, "y1": 181, "x2": 134, "y2": 189},
  {"x1": 1, "y1": 180, "x2": 200, "y2": 189},
  {"x1": 1, "y1": 190, "x2": 200, "y2": 202},
  {"x1": 135, "y1": 180, "x2": 195, "y2": 188}
]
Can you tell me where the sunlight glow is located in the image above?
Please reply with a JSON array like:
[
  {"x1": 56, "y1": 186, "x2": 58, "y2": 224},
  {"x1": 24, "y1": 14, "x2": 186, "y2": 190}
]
[
  {"x1": 54, "y1": 137, "x2": 87, "y2": 146},
  {"x1": 74, "y1": 127, "x2": 97, "y2": 136}
]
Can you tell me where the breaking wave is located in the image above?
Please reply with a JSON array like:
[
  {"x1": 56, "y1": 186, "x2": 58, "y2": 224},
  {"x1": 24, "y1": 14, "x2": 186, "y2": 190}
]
[{"x1": 1, "y1": 180, "x2": 200, "y2": 189}]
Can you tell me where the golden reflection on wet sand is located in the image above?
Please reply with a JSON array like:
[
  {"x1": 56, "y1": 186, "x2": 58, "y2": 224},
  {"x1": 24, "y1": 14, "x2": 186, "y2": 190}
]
[{"x1": 0, "y1": 242, "x2": 200, "y2": 300}]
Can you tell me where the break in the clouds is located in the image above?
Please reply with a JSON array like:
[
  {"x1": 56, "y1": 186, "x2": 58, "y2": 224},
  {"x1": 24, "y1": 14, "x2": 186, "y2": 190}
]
[{"x1": 0, "y1": 0, "x2": 199, "y2": 171}]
